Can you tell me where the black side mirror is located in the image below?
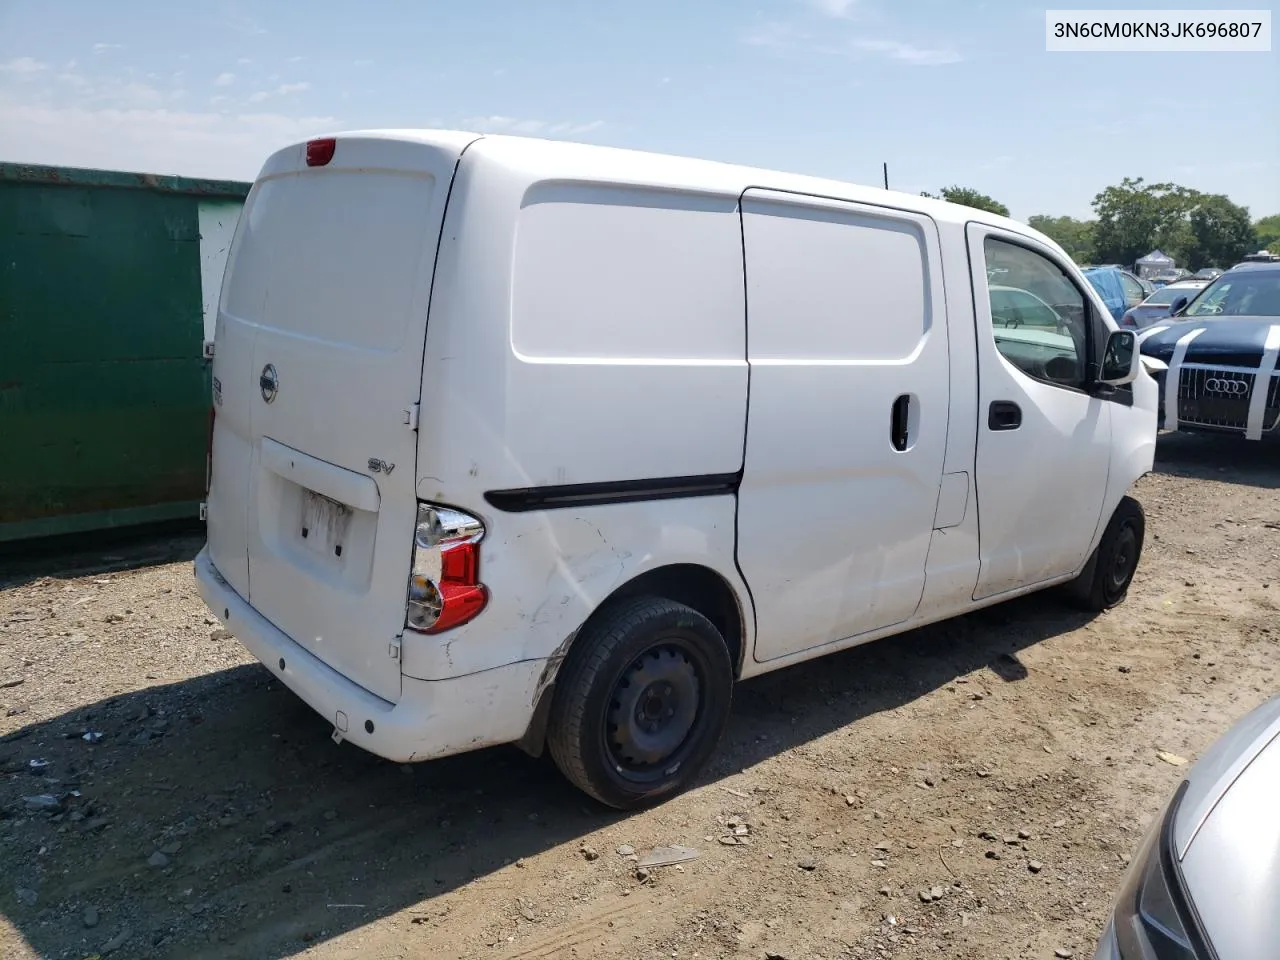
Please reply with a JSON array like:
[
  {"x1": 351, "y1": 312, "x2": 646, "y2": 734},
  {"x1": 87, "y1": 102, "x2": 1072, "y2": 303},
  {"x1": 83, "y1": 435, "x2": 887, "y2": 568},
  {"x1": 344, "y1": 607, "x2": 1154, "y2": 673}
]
[
  {"x1": 1098, "y1": 330, "x2": 1139, "y2": 385},
  {"x1": 1168, "y1": 296, "x2": 1189, "y2": 316}
]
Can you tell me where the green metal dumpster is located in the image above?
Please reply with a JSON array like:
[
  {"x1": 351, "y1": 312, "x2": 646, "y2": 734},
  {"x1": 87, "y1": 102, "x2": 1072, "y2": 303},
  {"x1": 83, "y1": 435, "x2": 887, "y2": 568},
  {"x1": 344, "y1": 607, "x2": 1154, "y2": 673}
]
[{"x1": 0, "y1": 162, "x2": 250, "y2": 542}]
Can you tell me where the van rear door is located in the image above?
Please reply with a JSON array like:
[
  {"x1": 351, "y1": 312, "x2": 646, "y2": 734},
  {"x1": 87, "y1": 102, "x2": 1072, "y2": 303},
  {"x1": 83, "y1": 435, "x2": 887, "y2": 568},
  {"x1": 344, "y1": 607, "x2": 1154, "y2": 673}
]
[{"x1": 210, "y1": 132, "x2": 476, "y2": 704}]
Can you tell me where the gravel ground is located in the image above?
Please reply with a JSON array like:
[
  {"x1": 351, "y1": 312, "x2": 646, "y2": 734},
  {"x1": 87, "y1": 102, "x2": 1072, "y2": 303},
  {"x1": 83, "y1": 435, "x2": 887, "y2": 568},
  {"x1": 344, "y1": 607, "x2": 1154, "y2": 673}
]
[{"x1": 1, "y1": 432, "x2": 1278, "y2": 960}]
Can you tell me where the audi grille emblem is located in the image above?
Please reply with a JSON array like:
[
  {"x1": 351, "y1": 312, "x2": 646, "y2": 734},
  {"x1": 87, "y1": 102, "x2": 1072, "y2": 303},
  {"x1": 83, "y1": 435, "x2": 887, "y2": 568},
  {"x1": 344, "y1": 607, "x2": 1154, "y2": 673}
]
[
  {"x1": 259, "y1": 363, "x2": 279, "y2": 403},
  {"x1": 1204, "y1": 377, "x2": 1249, "y2": 396}
]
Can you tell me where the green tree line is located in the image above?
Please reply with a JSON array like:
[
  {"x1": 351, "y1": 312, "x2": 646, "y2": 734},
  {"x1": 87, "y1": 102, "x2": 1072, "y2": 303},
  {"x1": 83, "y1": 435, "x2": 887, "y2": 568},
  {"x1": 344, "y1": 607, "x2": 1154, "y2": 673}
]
[{"x1": 921, "y1": 178, "x2": 1273, "y2": 270}]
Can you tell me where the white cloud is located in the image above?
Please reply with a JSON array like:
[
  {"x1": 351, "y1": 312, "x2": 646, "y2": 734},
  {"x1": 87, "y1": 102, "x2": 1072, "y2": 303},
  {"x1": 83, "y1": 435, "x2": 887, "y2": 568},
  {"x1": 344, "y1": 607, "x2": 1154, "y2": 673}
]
[
  {"x1": 851, "y1": 38, "x2": 961, "y2": 64},
  {"x1": 214, "y1": 72, "x2": 236, "y2": 87},
  {"x1": 0, "y1": 57, "x2": 48, "y2": 76},
  {"x1": 222, "y1": 11, "x2": 267, "y2": 36},
  {"x1": 91, "y1": 43, "x2": 122, "y2": 53},
  {"x1": 744, "y1": 18, "x2": 960, "y2": 64},
  {"x1": 287, "y1": 55, "x2": 305, "y2": 63},
  {"x1": 549, "y1": 119, "x2": 605, "y2": 135},
  {"x1": 237, "y1": 57, "x2": 252, "y2": 65},
  {"x1": 0, "y1": 95, "x2": 334, "y2": 180},
  {"x1": 746, "y1": 3, "x2": 960, "y2": 65},
  {"x1": 743, "y1": 21, "x2": 812, "y2": 49},
  {"x1": 245, "y1": 81, "x2": 309, "y2": 104},
  {"x1": 462, "y1": 115, "x2": 605, "y2": 137},
  {"x1": 808, "y1": 0, "x2": 858, "y2": 18},
  {"x1": 353, "y1": 59, "x2": 374, "y2": 66}
]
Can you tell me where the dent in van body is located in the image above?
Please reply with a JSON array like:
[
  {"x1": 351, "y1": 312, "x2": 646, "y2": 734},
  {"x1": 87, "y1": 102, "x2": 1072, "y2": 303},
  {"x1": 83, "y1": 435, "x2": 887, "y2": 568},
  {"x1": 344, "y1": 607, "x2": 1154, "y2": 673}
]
[{"x1": 398, "y1": 495, "x2": 752, "y2": 682}]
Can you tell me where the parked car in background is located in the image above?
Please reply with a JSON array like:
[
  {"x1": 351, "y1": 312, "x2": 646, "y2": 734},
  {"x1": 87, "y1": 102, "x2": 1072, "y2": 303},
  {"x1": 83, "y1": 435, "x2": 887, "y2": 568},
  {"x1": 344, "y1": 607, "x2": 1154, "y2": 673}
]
[
  {"x1": 1139, "y1": 261, "x2": 1280, "y2": 441},
  {"x1": 1128, "y1": 271, "x2": 1155, "y2": 300},
  {"x1": 989, "y1": 284, "x2": 1071, "y2": 332},
  {"x1": 1235, "y1": 250, "x2": 1279, "y2": 266},
  {"x1": 1084, "y1": 266, "x2": 1150, "y2": 321},
  {"x1": 1191, "y1": 267, "x2": 1222, "y2": 281},
  {"x1": 1093, "y1": 693, "x2": 1280, "y2": 960},
  {"x1": 1120, "y1": 280, "x2": 1210, "y2": 329}
]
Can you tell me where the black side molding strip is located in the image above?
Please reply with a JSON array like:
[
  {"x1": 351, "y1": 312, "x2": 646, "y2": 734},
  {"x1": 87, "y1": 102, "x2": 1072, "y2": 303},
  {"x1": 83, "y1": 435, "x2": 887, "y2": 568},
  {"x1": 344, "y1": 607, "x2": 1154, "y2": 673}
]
[{"x1": 485, "y1": 472, "x2": 742, "y2": 513}]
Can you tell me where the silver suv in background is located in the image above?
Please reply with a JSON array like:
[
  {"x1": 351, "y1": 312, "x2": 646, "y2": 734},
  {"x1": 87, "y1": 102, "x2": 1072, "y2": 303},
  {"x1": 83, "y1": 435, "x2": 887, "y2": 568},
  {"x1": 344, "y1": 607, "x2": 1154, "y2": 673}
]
[{"x1": 1094, "y1": 694, "x2": 1280, "y2": 958}]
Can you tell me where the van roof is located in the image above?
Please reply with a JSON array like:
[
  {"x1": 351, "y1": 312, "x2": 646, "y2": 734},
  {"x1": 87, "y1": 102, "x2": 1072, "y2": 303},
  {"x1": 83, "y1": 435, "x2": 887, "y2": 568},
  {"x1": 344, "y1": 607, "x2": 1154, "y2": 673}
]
[{"x1": 263, "y1": 127, "x2": 1044, "y2": 242}]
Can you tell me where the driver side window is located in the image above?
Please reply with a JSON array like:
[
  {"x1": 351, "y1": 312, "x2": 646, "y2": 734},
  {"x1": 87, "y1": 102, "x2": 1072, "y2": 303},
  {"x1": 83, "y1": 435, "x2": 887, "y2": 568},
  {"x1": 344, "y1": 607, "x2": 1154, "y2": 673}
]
[{"x1": 983, "y1": 238, "x2": 1089, "y2": 390}]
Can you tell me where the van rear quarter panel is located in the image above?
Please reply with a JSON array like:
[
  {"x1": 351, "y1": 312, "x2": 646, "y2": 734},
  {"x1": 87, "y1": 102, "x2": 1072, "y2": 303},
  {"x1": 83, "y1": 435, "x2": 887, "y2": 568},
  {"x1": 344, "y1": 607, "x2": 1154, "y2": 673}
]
[
  {"x1": 407, "y1": 140, "x2": 750, "y2": 677},
  {"x1": 399, "y1": 495, "x2": 747, "y2": 680}
]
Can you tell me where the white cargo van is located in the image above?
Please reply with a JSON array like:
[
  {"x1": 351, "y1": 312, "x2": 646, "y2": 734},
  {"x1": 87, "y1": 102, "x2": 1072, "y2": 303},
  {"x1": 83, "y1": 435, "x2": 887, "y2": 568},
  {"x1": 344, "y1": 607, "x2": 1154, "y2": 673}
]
[{"x1": 196, "y1": 130, "x2": 1158, "y2": 808}]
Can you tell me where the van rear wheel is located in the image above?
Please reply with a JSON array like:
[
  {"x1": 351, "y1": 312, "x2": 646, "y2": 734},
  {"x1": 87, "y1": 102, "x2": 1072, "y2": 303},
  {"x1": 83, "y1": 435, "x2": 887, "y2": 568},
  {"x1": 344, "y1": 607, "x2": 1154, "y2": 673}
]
[
  {"x1": 1065, "y1": 495, "x2": 1145, "y2": 611},
  {"x1": 547, "y1": 597, "x2": 733, "y2": 810}
]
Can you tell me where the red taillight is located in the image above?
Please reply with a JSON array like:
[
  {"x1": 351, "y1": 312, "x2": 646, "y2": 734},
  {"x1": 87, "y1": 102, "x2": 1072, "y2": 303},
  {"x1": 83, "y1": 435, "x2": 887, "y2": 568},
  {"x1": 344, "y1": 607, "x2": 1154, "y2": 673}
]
[
  {"x1": 440, "y1": 541, "x2": 480, "y2": 584},
  {"x1": 406, "y1": 505, "x2": 488, "y2": 634},
  {"x1": 306, "y1": 138, "x2": 336, "y2": 167},
  {"x1": 426, "y1": 542, "x2": 486, "y2": 634}
]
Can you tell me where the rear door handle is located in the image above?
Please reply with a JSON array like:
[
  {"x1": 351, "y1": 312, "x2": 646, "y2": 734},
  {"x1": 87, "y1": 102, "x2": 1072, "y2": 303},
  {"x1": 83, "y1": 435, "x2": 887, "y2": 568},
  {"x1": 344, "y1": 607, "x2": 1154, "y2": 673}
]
[{"x1": 988, "y1": 400, "x2": 1022, "y2": 431}]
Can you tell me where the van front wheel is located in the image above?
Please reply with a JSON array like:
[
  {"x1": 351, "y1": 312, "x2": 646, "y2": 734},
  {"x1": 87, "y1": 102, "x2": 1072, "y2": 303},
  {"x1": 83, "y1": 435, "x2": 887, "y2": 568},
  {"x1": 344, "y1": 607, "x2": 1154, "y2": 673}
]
[
  {"x1": 547, "y1": 597, "x2": 733, "y2": 810},
  {"x1": 1065, "y1": 495, "x2": 1145, "y2": 611}
]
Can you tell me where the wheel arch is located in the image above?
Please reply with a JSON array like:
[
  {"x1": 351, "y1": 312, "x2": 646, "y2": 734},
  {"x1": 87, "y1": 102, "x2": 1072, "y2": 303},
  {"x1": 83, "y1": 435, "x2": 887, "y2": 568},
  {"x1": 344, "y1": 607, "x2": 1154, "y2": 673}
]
[{"x1": 515, "y1": 562, "x2": 748, "y2": 758}]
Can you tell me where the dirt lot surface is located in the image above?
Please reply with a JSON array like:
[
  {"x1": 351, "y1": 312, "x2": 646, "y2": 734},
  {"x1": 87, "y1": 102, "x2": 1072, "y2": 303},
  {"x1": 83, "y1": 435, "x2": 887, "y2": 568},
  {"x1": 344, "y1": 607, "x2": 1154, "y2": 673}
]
[{"x1": 2, "y1": 433, "x2": 1278, "y2": 960}]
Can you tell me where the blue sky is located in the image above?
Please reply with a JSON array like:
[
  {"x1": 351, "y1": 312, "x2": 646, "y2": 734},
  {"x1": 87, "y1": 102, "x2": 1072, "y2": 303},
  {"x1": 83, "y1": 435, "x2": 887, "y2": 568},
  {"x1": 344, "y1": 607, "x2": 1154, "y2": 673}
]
[{"x1": 1, "y1": 0, "x2": 1276, "y2": 220}]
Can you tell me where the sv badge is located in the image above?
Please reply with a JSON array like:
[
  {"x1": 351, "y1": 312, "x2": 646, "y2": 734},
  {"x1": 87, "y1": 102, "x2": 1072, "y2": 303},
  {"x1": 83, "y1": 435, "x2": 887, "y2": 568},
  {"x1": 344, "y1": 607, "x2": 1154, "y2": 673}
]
[{"x1": 367, "y1": 458, "x2": 396, "y2": 475}]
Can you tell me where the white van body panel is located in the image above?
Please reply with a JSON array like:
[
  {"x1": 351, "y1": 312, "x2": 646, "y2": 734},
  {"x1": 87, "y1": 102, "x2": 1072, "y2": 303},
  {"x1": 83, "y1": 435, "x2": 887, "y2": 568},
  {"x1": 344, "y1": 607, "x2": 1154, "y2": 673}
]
[
  {"x1": 195, "y1": 546, "x2": 541, "y2": 762},
  {"x1": 966, "y1": 223, "x2": 1115, "y2": 600},
  {"x1": 735, "y1": 190, "x2": 950, "y2": 662},
  {"x1": 199, "y1": 129, "x2": 1158, "y2": 766},
  {"x1": 399, "y1": 496, "x2": 748, "y2": 681},
  {"x1": 209, "y1": 132, "x2": 477, "y2": 704},
  {"x1": 914, "y1": 219, "x2": 983, "y2": 620},
  {"x1": 415, "y1": 137, "x2": 749, "y2": 499}
]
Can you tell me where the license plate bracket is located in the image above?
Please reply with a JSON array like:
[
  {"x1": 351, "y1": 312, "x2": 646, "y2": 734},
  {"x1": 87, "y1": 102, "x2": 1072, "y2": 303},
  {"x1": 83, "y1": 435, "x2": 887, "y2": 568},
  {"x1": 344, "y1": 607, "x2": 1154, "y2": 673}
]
[{"x1": 300, "y1": 490, "x2": 352, "y2": 559}]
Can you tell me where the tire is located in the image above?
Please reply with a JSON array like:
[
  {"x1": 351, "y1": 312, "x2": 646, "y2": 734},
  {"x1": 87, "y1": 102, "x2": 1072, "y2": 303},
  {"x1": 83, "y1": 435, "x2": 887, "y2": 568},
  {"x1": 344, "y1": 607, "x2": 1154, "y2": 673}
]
[
  {"x1": 546, "y1": 596, "x2": 734, "y2": 810},
  {"x1": 1065, "y1": 496, "x2": 1145, "y2": 612}
]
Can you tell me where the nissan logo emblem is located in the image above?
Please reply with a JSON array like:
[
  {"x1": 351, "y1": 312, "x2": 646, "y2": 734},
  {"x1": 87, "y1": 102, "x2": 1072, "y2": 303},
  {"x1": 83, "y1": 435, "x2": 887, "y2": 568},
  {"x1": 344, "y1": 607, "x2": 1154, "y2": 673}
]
[
  {"x1": 1204, "y1": 377, "x2": 1249, "y2": 396},
  {"x1": 259, "y1": 363, "x2": 279, "y2": 403}
]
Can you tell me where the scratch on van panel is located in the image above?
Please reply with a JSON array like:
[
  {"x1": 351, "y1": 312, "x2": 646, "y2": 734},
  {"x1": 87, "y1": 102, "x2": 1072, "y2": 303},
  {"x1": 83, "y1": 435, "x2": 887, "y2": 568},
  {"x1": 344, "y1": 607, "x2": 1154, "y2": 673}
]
[
  {"x1": 532, "y1": 594, "x2": 571, "y2": 627},
  {"x1": 531, "y1": 631, "x2": 576, "y2": 708}
]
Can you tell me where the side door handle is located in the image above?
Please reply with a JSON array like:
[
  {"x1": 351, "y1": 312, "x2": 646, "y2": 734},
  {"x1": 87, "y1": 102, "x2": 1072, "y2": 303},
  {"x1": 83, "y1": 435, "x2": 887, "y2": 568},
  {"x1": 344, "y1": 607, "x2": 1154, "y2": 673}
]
[
  {"x1": 890, "y1": 394, "x2": 912, "y2": 451},
  {"x1": 988, "y1": 400, "x2": 1022, "y2": 431}
]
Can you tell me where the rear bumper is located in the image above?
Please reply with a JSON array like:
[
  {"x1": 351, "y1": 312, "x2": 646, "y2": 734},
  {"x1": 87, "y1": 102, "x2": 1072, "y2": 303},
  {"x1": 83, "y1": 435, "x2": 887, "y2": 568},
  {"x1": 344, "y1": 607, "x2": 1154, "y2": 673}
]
[{"x1": 193, "y1": 546, "x2": 543, "y2": 763}]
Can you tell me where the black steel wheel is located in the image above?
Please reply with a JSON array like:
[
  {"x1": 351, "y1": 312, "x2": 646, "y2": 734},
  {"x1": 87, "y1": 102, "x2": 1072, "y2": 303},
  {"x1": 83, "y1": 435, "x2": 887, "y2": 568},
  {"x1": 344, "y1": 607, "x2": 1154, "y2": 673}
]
[
  {"x1": 547, "y1": 596, "x2": 733, "y2": 809},
  {"x1": 1066, "y1": 496, "x2": 1145, "y2": 611}
]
